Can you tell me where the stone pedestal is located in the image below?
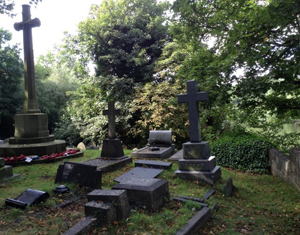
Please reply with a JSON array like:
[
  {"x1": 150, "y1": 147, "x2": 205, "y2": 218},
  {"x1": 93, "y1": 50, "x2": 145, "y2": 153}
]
[
  {"x1": 101, "y1": 138, "x2": 124, "y2": 158},
  {"x1": 175, "y1": 141, "x2": 221, "y2": 184},
  {"x1": 0, "y1": 113, "x2": 66, "y2": 158}
]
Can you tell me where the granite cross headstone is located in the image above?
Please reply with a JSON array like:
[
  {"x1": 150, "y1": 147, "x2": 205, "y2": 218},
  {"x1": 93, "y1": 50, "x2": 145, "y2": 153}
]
[
  {"x1": 177, "y1": 80, "x2": 208, "y2": 142},
  {"x1": 103, "y1": 101, "x2": 120, "y2": 139},
  {"x1": 14, "y1": 5, "x2": 41, "y2": 113}
]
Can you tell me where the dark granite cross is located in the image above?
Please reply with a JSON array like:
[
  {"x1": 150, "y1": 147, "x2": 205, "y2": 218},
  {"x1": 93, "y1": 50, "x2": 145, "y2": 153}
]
[
  {"x1": 14, "y1": 5, "x2": 41, "y2": 113},
  {"x1": 178, "y1": 80, "x2": 208, "y2": 142},
  {"x1": 103, "y1": 101, "x2": 121, "y2": 139}
]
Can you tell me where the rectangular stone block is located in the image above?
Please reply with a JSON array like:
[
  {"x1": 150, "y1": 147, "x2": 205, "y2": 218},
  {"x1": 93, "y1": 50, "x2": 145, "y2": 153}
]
[
  {"x1": 178, "y1": 156, "x2": 216, "y2": 171},
  {"x1": 101, "y1": 138, "x2": 124, "y2": 158},
  {"x1": 0, "y1": 165, "x2": 13, "y2": 179},
  {"x1": 87, "y1": 189, "x2": 130, "y2": 220},
  {"x1": 63, "y1": 216, "x2": 96, "y2": 235},
  {"x1": 114, "y1": 167, "x2": 163, "y2": 183},
  {"x1": 85, "y1": 201, "x2": 116, "y2": 225},
  {"x1": 112, "y1": 178, "x2": 169, "y2": 211},
  {"x1": 149, "y1": 130, "x2": 172, "y2": 146},
  {"x1": 175, "y1": 166, "x2": 221, "y2": 185},
  {"x1": 183, "y1": 141, "x2": 210, "y2": 159},
  {"x1": 131, "y1": 146, "x2": 174, "y2": 159}
]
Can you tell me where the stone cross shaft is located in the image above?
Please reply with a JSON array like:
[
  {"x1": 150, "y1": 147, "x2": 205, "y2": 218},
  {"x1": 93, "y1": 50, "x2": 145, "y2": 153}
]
[
  {"x1": 178, "y1": 80, "x2": 208, "y2": 142},
  {"x1": 14, "y1": 5, "x2": 41, "y2": 113},
  {"x1": 103, "y1": 101, "x2": 121, "y2": 139}
]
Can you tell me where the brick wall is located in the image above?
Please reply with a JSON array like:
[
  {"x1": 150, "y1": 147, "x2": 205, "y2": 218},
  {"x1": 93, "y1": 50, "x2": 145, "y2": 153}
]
[{"x1": 269, "y1": 147, "x2": 300, "y2": 192}]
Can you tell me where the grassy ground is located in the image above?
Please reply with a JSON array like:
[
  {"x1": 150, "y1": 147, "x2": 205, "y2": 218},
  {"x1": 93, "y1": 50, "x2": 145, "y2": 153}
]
[{"x1": 0, "y1": 150, "x2": 300, "y2": 234}]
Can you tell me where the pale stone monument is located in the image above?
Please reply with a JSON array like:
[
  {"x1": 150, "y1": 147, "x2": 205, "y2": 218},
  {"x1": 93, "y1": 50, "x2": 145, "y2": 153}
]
[
  {"x1": 174, "y1": 80, "x2": 221, "y2": 184},
  {"x1": 0, "y1": 5, "x2": 66, "y2": 157}
]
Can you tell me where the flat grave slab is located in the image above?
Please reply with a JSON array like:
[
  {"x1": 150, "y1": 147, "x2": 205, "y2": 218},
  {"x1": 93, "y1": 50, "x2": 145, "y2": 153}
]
[
  {"x1": 112, "y1": 178, "x2": 169, "y2": 211},
  {"x1": 135, "y1": 160, "x2": 172, "y2": 169},
  {"x1": 81, "y1": 156, "x2": 132, "y2": 173},
  {"x1": 168, "y1": 149, "x2": 183, "y2": 161},
  {"x1": 114, "y1": 167, "x2": 163, "y2": 183},
  {"x1": 131, "y1": 146, "x2": 174, "y2": 159}
]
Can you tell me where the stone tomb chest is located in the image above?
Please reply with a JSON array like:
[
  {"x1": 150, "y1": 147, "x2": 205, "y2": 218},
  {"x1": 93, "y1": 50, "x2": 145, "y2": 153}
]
[
  {"x1": 131, "y1": 130, "x2": 175, "y2": 159},
  {"x1": 112, "y1": 178, "x2": 169, "y2": 211}
]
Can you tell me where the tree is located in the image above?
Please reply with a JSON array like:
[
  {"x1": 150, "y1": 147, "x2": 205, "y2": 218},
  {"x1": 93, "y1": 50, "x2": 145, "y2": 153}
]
[
  {"x1": 172, "y1": 0, "x2": 300, "y2": 119},
  {"x1": 0, "y1": 28, "x2": 23, "y2": 138},
  {"x1": 78, "y1": 0, "x2": 171, "y2": 93}
]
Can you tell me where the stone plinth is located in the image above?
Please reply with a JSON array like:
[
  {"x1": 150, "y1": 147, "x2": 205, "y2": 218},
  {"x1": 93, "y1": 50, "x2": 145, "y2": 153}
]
[
  {"x1": 183, "y1": 141, "x2": 210, "y2": 159},
  {"x1": 112, "y1": 178, "x2": 170, "y2": 211},
  {"x1": 101, "y1": 138, "x2": 124, "y2": 158},
  {"x1": 85, "y1": 201, "x2": 116, "y2": 225},
  {"x1": 114, "y1": 167, "x2": 163, "y2": 183},
  {"x1": 178, "y1": 156, "x2": 216, "y2": 171},
  {"x1": 0, "y1": 140, "x2": 66, "y2": 158},
  {"x1": 87, "y1": 189, "x2": 130, "y2": 221}
]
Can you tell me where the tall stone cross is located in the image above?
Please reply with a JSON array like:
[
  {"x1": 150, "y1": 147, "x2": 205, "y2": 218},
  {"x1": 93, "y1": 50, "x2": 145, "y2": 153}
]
[
  {"x1": 14, "y1": 5, "x2": 41, "y2": 113},
  {"x1": 178, "y1": 80, "x2": 208, "y2": 142},
  {"x1": 103, "y1": 101, "x2": 121, "y2": 139}
]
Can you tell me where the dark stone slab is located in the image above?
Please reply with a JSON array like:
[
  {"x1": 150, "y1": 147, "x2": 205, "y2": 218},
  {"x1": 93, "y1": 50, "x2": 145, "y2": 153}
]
[
  {"x1": 135, "y1": 160, "x2": 172, "y2": 169},
  {"x1": 149, "y1": 130, "x2": 172, "y2": 146},
  {"x1": 223, "y1": 177, "x2": 234, "y2": 196},
  {"x1": 81, "y1": 156, "x2": 132, "y2": 173},
  {"x1": 5, "y1": 189, "x2": 49, "y2": 209},
  {"x1": 178, "y1": 156, "x2": 216, "y2": 171},
  {"x1": 101, "y1": 138, "x2": 124, "y2": 158},
  {"x1": 168, "y1": 149, "x2": 183, "y2": 161},
  {"x1": 175, "y1": 207, "x2": 211, "y2": 235},
  {"x1": 173, "y1": 197, "x2": 208, "y2": 207},
  {"x1": 63, "y1": 216, "x2": 96, "y2": 235},
  {"x1": 183, "y1": 141, "x2": 210, "y2": 159},
  {"x1": 55, "y1": 162, "x2": 102, "y2": 189},
  {"x1": 114, "y1": 167, "x2": 163, "y2": 183},
  {"x1": 202, "y1": 188, "x2": 216, "y2": 200},
  {"x1": 0, "y1": 165, "x2": 13, "y2": 179},
  {"x1": 87, "y1": 189, "x2": 130, "y2": 220},
  {"x1": 112, "y1": 178, "x2": 170, "y2": 211},
  {"x1": 131, "y1": 146, "x2": 174, "y2": 159},
  {"x1": 175, "y1": 166, "x2": 221, "y2": 185},
  {"x1": 85, "y1": 201, "x2": 116, "y2": 225},
  {"x1": 173, "y1": 195, "x2": 204, "y2": 203}
]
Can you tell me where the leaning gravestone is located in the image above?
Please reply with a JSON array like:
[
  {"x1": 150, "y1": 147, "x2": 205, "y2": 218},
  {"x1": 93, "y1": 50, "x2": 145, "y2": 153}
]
[
  {"x1": 0, "y1": 5, "x2": 66, "y2": 158},
  {"x1": 131, "y1": 130, "x2": 175, "y2": 159},
  {"x1": 174, "y1": 80, "x2": 221, "y2": 184},
  {"x1": 0, "y1": 158, "x2": 13, "y2": 180}
]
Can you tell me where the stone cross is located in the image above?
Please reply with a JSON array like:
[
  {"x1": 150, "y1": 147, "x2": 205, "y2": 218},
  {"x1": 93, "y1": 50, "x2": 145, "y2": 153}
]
[
  {"x1": 103, "y1": 101, "x2": 121, "y2": 139},
  {"x1": 14, "y1": 5, "x2": 41, "y2": 113},
  {"x1": 178, "y1": 80, "x2": 208, "y2": 142}
]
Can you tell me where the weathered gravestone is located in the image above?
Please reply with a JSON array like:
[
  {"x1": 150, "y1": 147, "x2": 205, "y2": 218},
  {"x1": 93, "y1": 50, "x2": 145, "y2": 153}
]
[
  {"x1": 174, "y1": 80, "x2": 221, "y2": 184},
  {"x1": 0, "y1": 157, "x2": 13, "y2": 180},
  {"x1": 5, "y1": 188, "x2": 49, "y2": 209},
  {"x1": 131, "y1": 130, "x2": 175, "y2": 159},
  {"x1": 114, "y1": 167, "x2": 164, "y2": 183},
  {"x1": 112, "y1": 178, "x2": 170, "y2": 211},
  {"x1": 0, "y1": 5, "x2": 66, "y2": 158},
  {"x1": 135, "y1": 160, "x2": 172, "y2": 169}
]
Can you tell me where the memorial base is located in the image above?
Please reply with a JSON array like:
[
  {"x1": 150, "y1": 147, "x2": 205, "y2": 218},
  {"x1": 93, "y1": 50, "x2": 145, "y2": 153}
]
[
  {"x1": 101, "y1": 138, "x2": 124, "y2": 158},
  {"x1": 175, "y1": 166, "x2": 221, "y2": 185}
]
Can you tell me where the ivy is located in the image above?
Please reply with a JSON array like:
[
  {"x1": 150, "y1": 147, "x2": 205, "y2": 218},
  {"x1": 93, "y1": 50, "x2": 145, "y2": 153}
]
[{"x1": 211, "y1": 135, "x2": 274, "y2": 173}]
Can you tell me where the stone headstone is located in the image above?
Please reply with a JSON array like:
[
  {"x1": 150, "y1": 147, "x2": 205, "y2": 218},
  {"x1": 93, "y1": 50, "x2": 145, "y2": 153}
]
[
  {"x1": 55, "y1": 162, "x2": 102, "y2": 189},
  {"x1": 5, "y1": 188, "x2": 49, "y2": 209},
  {"x1": 135, "y1": 160, "x2": 172, "y2": 169},
  {"x1": 85, "y1": 201, "x2": 116, "y2": 225},
  {"x1": 223, "y1": 177, "x2": 234, "y2": 196},
  {"x1": 114, "y1": 167, "x2": 164, "y2": 183},
  {"x1": 149, "y1": 130, "x2": 172, "y2": 146},
  {"x1": 112, "y1": 178, "x2": 170, "y2": 211}
]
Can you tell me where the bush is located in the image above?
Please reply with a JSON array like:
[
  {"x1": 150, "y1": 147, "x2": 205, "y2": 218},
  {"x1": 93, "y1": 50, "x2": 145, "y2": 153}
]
[{"x1": 211, "y1": 135, "x2": 274, "y2": 173}]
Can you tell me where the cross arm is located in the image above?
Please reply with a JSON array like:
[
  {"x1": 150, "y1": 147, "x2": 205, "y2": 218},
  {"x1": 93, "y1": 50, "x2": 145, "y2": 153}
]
[
  {"x1": 14, "y1": 18, "x2": 41, "y2": 31},
  {"x1": 177, "y1": 92, "x2": 209, "y2": 103}
]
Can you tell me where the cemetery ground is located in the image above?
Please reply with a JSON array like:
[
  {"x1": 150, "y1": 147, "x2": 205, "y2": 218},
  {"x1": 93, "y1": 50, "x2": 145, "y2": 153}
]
[{"x1": 0, "y1": 150, "x2": 300, "y2": 235}]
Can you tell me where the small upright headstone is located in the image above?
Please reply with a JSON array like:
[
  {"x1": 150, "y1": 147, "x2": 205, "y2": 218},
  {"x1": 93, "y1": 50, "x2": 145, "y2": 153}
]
[
  {"x1": 223, "y1": 177, "x2": 234, "y2": 196},
  {"x1": 175, "y1": 80, "x2": 221, "y2": 184}
]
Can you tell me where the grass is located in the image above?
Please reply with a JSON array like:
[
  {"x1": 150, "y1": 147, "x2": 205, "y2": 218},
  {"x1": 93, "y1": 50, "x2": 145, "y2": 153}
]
[{"x1": 0, "y1": 149, "x2": 300, "y2": 234}]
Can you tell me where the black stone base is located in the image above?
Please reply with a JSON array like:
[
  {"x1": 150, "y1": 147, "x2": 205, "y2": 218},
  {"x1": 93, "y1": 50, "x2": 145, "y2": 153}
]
[
  {"x1": 178, "y1": 156, "x2": 216, "y2": 171},
  {"x1": 131, "y1": 146, "x2": 174, "y2": 159},
  {"x1": 101, "y1": 138, "x2": 124, "y2": 158},
  {"x1": 175, "y1": 166, "x2": 221, "y2": 185},
  {"x1": 183, "y1": 141, "x2": 210, "y2": 159},
  {"x1": 0, "y1": 140, "x2": 66, "y2": 158}
]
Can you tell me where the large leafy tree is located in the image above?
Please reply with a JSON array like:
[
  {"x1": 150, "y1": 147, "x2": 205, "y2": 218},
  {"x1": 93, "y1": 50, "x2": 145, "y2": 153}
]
[
  {"x1": 78, "y1": 0, "x2": 171, "y2": 92},
  {"x1": 0, "y1": 28, "x2": 23, "y2": 138},
  {"x1": 173, "y1": 0, "x2": 300, "y2": 118}
]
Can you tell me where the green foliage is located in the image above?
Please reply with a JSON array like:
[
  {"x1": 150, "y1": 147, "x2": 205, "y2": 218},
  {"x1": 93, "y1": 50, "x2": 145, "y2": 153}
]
[
  {"x1": 0, "y1": 28, "x2": 23, "y2": 138},
  {"x1": 0, "y1": 0, "x2": 42, "y2": 17},
  {"x1": 172, "y1": 0, "x2": 300, "y2": 120},
  {"x1": 211, "y1": 135, "x2": 274, "y2": 173},
  {"x1": 78, "y1": 0, "x2": 171, "y2": 89}
]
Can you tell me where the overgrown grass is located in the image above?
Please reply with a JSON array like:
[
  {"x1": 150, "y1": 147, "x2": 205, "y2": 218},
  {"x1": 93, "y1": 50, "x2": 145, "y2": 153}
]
[{"x1": 0, "y1": 150, "x2": 300, "y2": 234}]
